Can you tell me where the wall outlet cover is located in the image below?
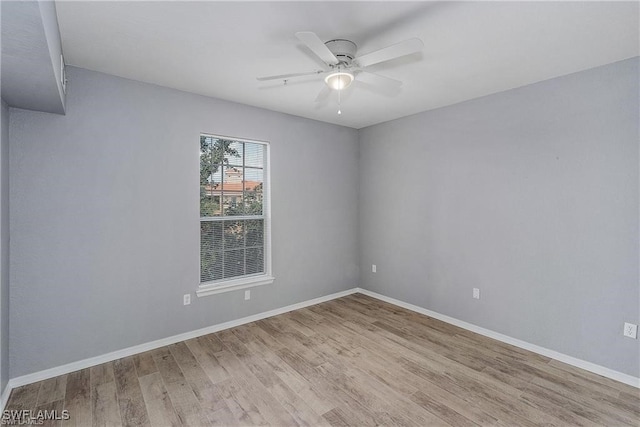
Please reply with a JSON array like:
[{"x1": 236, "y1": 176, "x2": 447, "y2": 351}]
[
  {"x1": 183, "y1": 294, "x2": 191, "y2": 305},
  {"x1": 623, "y1": 322, "x2": 637, "y2": 339},
  {"x1": 473, "y1": 288, "x2": 480, "y2": 299}
]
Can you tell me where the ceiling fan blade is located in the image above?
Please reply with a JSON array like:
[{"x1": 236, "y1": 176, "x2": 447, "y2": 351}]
[
  {"x1": 256, "y1": 70, "x2": 324, "y2": 82},
  {"x1": 315, "y1": 86, "x2": 331, "y2": 103},
  {"x1": 356, "y1": 71, "x2": 403, "y2": 90},
  {"x1": 295, "y1": 31, "x2": 339, "y2": 66},
  {"x1": 355, "y1": 38, "x2": 424, "y2": 68}
]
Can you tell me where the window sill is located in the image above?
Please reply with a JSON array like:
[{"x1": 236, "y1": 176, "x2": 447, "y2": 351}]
[{"x1": 196, "y1": 275, "x2": 275, "y2": 297}]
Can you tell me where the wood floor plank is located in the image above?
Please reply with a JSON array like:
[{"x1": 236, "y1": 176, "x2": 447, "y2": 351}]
[
  {"x1": 203, "y1": 333, "x2": 226, "y2": 353},
  {"x1": 255, "y1": 318, "x2": 327, "y2": 367},
  {"x1": 92, "y1": 380, "x2": 122, "y2": 427},
  {"x1": 168, "y1": 342, "x2": 227, "y2": 413},
  {"x1": 133, "y1": 352, "x2": 158, "y2": 378},
  {"x1": 138, "y1": 372, "x2": 181, "y2": 427},
  {"x1": 21, "y1": 294, "x2": 638, "y2": 427},
  {"x1": 618, "y1": 390, "x2": 640, "y2": 409},
  {"x1": 267, "y1": 379, "x2": 331, "y2": 427},
  {"x1": 35, "y1": 399, "x2": 65, "y2": 427},
  {"x1": 204, "y1": 404, "x2": 238, "y2": 426},
  {"x1": 413, "y1": 381, "x2": 500, "y2": 426},
  {"x1": 321, "y1": 407, "x2": 353, "y2": 427},
  {"x1": 5, "y1": 381, "x2": 41, "y2": 412},
  {"x1": 410, "y1": 391, "x2": 479, "y2": 427},
  {"x1": 214, "y1": 377, "x2": 268, "y2": 426},
  {"x1": 278, "y1": 312, "x2": 318, "y2": 337},
  {"x1": 62, "y1": 368, "x2": 91, "y2": 427},
  {"x1": 480, "y1": 364, "x2": 534, "y2": 392},
  {"x1": 151, "y1": 347, "x2": 212, "y2": 427},
  {"x1": 113, "y1": 357, "x2": 151, "y2": 427},
  {"x1": 184, "y1": 337, "x2": 230, "y2": 384},
  {"x1": 91, "y1": 363, "x2": 115, "y2": 387},
  {"x1": 37, "y1": 376, "x2": 68, "y2": 406},
  {"x1": 230, "y1": 322, "x2": 285, "y2": 351}
]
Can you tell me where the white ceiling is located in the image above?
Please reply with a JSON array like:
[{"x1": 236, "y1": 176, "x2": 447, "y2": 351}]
[{"x1": 56, "y1": 1, "x2": 639, "y2": 129}]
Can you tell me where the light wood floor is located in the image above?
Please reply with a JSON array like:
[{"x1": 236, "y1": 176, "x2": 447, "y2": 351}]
[{"x1": 6, "y1": 293, "x2": 639, "y2": 426}]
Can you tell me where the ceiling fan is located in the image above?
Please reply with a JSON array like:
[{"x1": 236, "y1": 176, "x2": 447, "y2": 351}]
[{"x1": 257, "y1": 32, "x2": 424, "y2": 113}]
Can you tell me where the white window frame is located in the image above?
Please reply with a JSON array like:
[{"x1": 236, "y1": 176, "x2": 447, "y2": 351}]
[{"x1": 197, "y1": 134, "x2": 274, "y2": 297}]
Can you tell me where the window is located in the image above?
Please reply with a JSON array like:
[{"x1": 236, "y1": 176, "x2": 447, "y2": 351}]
[{"x1": 198, "y1": 134, "x2": 273, "y2": 296}]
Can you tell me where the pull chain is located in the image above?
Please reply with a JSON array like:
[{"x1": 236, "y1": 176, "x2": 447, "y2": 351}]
[{"x1": 338, "y1": 86, "x2": 342, "y2": 115}]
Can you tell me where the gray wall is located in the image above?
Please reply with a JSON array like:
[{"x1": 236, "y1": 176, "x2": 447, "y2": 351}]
[
  {"x1": 1, "y1": 99, "x2": 9, "y2": 391},
  {"x1": 9, "y1": 67, "x2": 359, "y2": 377},
  {"x1": 359, "y1": 58, "x2": 639, "y2": 376}
]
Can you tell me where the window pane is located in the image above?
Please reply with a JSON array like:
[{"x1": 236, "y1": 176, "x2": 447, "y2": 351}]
[
  {"x1": 223, "y1": 140, "x2": 243, "y2": 166},
  {"x1": 200, "y1": 220, "x2": 223, "y2": 283},
  {"x1": 244, "y1": 142, "x2": 264, "y2": 168},
  {"x1": 222, "y1": 166, "x2": 244, "y2": 216},
  {"x1": 243, "y1": 168, "x2": 263, "y2": 215},
  {"x1": 205, "y1": 137, "x2": 225, "y2": 166},
  {"x1": 200, "y1": 177, "x2": 221, "y2": 217},
  {"x1": 201, "y1": 221, "x2": 223, "y2": 251},
  {"x1": 222, "y1": 194, "x2": 243, "y2": 216},
  {"x1": 223, "y1": 166, "x2": 243, "y2": 186},
  {"x1": 224, "y1": 249, "x2": 245, "y2": 279},
  {"x1": 210, "y1": 167, "x2": 223, "y2": 186},
  {"x1": 201, "y1": 166, "x2": 223, "y2": 217},
  {"x1": 201, "y1": 251, "x2": 223, "y2": 282},
  {"x1": 223, "y1": 220, "x2": 244, "y2": 249},
  {"x1": 200, "y1": 136, "x2": 220, "y2": 217},
  {"x1": 245, "y1": 219, "x2": 264, "y2": 247},
  {"x1": 200, "y1": 136, "x2": 213, "y2": 180},
  {"x1": 243, "y1": 191, "x2": 261, "y2": 215},
  {"x1": 244, "y1": 167, "x2": 263, "y2": 185},
  {"x1": 246, "y1": 247, "x2": 264, "y2": 275}
]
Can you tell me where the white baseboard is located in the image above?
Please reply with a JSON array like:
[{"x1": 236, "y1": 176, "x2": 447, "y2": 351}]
[
  {"x1": 356, "y1": 288, "x2": 640, "y2": 389},
  {"x1": 5, "y1": 287, "x2": 359, "y2": 400},
  {"x1": 0, "y1": 383, "x2": 10, "y2": 412}
]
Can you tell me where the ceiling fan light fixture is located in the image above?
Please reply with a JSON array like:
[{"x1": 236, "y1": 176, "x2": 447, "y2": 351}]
[{"x1": 325, "y1": 71, "x2": 354, "y2": 90}]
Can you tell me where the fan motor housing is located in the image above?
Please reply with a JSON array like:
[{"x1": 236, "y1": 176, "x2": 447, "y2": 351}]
[{"x1": 325, "y1": 39, "x2": 357, "y2": 65}]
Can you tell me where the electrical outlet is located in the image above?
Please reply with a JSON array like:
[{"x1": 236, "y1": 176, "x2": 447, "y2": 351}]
[
  {"x1": 244, "y1": 290, "x2": 251, "y2": 301},
  {"x1": 372, "y1": 264, "x2": 377, "y2": 273},
  {"x1": 183, "y1": 294, "x2": 191, "y2": 306},
  {"x1": 623, "y1": 322, "x2": 637, "y2": 339},
  {"x1": 473, "y1": 288, "x2": 480, "y2": 300}
]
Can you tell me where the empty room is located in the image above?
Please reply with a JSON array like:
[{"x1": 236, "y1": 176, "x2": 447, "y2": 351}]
[{"x1": 1, "y1": 1, "x2": 638, "y2": 426}]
